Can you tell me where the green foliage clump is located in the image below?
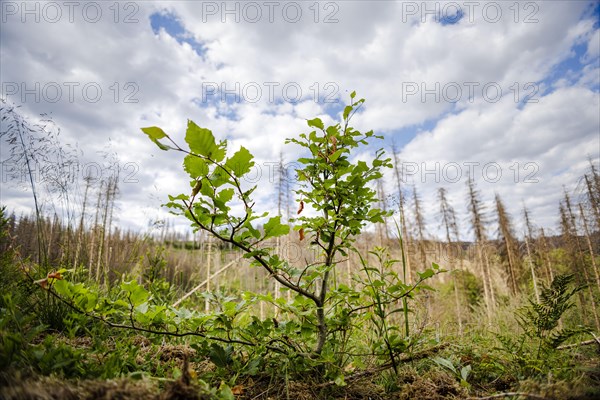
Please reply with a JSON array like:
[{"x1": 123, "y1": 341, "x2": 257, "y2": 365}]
[
  {"x1": 518, "y1": 273, "x2": 589, "y2": 351},
  {"x1": 496, "y1": 273, "x2": 591, "y2": 378}
]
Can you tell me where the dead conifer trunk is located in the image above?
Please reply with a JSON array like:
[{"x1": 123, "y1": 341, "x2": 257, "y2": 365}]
[
  {"x1": 412, "y1": 184, "x2": 427, "y2": 268},
  {"x1": 559, "y1": 195, "x2": 590, "y2": 325},
  {"x1": 391, "y1": 143, "x2": 411, "y2": 281},
  {"x1": 495, "y1": 194, "x2": 519, "y2": 294},
  {"x1": 89, "y1": 181, "x2": 103, "y2": 281},
  {"x1": 466, "y1": 176, "x2": 494, "y2": 319},
  {"x1": 376, "y1": 178, "x2": 390, "y2": 247},
  {"x1": 74, "y1": 176, "x2": 91, "y2": 272},
  {"x1": 523, "y1": 206, "x2": 540, "y2": 302},
  {"x1": 438, "y1": 187, "x2": 463, "y2": 335},
  {"x1": 204, "y1": 234, "x2": 213, "y2": 313},
  {"x1": 579, "y1": 203, "x2": 600, "y2": 292},
  {"x1": 539, "y1": 228, "x2": 555, "y2": 285}
]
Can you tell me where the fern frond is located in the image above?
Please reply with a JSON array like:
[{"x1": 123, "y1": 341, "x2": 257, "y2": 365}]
[{"x1": 546, "y1": 326, "x2": 591, "y2": 350}]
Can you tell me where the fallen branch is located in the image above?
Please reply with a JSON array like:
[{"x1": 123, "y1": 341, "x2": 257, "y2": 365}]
[{"x1": 557, "y1": 337, "x2": 600, "y2": 350}]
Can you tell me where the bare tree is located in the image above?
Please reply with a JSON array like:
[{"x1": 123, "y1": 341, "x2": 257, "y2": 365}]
[
  {"x1": 585, "y1": 158, "x2": 600, "y2": 229},
  {"x1": 73, "y1": 175, "x2": 92, "y2": 272},
  {"x1": 411, "y1": 184, "x2": 427, "y2": 267},
  {"x1": 579, "y1": 203, "x2": 600, "y2": 292},
  {"x1": 559, "y1": 191, "x2": 598, "y2": 328},
  {"x1": 538, "y1": 227, "x2": 554, "y2": 285},
  {"x1": 562, "y1": 189, "x2": 600, "y2": 330},
  {"x1": 466, "y1": 176, "x2": 494, "y2": 317},
  {"x1": 89, "y1": 182, "x2": 103, "y2": 280},
  {"x1": 376, "y1": 178, "x2": 390, "y2": 246},
  {"x1": 438, "y1": 187, "x2": 463, "y2": 334},
  {"x1": 523, "y1": 206, "x2": 540, "y2": 302},
  {"x1": 391, "y1": 142, "x2": 412, "y2": 281},
  {"x1": 494, "y1": 194, "x2": 519, "y2": 295}
]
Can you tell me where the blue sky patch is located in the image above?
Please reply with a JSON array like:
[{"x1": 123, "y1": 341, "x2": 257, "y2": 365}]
[
  {"x1": 439, "y1": 8, "x2": 464, "y2": 26},
  {"x1": 150, "y1": 11, "x2": 207, "y2": 57}
]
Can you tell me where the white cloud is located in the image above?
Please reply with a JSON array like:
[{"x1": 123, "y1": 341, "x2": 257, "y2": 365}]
[{"x1": 1, "y1": 1, "x2": 598, "y2": 238}]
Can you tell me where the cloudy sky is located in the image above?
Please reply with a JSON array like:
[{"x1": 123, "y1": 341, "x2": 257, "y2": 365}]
[{"x1": 1, "y1": 0, "x2": 599, "y2": 240}]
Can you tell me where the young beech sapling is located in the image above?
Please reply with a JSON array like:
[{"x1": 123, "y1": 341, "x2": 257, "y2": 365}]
[{"x1": 141, "y1": 93, "x2": 392, "y2": 356}]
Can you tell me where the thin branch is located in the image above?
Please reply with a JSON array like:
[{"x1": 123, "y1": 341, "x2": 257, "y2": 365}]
[{"x1": 557, "y1": 337, "x2": 600, "y2": 350}]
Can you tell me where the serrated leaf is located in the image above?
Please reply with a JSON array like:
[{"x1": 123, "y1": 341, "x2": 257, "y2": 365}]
[
  {"x1": 326, "y1": 125, "x2": 338, "y2": 136},
  {"x1": 209, "y1": 343, "x2": 231, "y2": 368},
  {"x1": 141, "y1": 126, "x2": 171, "y2": 150},
  {"x1": 343, "y1": 105, "x2": 353, "y2": 120},
  {"x1": 121, "y1": 281, "x2": 149, "y2": 306},
  {"x1": 183, "y1": 154, "x2": 209, "y2": 178},
  {"x1": 185, "y1": 120, "x2": 225, "y2": 161},
  {"x1": 329, "y1": 149, "x2": 345, "y2": 162},
  {"x1": 263, "y1": 216, "x2": 290, "y2": 239},
  {"x1": 307, "y1": 117, "x2": 324, "y2": 130},
  {"x1": 141, "y1": 126, "x2": 167, "y2": 140},
  {"x1": 168, "y1": 194, "x2": 188, "y2": 201},
  {"x1": 245, "y1": 222, "x2": 261, "y2": 239},
  {"x1": 225, "y1": 146, "x2": 254, "y2": 177},
  {"x1": 53, "y1": 279, "x2": 71, "y2": 298},
  {"x1": 217, "y1": 188, "x2": 235, "y2": 203},
  {"x1": 418, "y1": 269, "x2": 435, "y2": 280}
]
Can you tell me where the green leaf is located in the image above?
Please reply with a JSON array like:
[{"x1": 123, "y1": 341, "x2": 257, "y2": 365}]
[
  {"x1": 343, "y1": 105, "x2": 353, "y2": 120},
  {"x1": 121, "y1": 281, "x2": 149, "y2": 306},
  {"x1": 432, "y1": 356, "x2": 457, "y2": 374},
  {"x1": 418, "y1": 269, "x2": 435, "y2": 280},
  {"x1": 307, "y1": 118, "x2": 324, "y2": 130},
  {"x1": 329, "y1": 149, "x2": 345, "y2": 162},
  {"x1": 350, "y1": 91, "x2": 356, "y2": 99},
  {"x1": 53, "y1": 280, "x2": 71, "y2": 298},
  {"x1": 135, "y1": 302, "x2": 149, "y2": 314},
  {"x1": 334, "y1": 374, "x2": 347, "y2": 387},
  {"x1": 185, "y1": 120, "x2": 225, "y2": 161},
  {"x1": 225, "y1": 146, "x2": 254, "y2": 177},
  {"x1": 183, "y1": 155, "x2": 209, "y2": 178},
  {"x1": 245, "y1": 223, "x2": 261, "y2": 239},
  {"x1": 217, "y1": 188, "x2": 235, "y2": 203},
  {"x1": 263, "y1": 216, "x2": 290, "y2": 239},
  {"x1": 141, "y1": 126, "x2": 171, "y2": 150},
  {"x1": 218, "y1": 383, "x2": 235, "y2": 400},
  {"x1": 326, "y1": 125, "x2": 338, "y2": 136},
  {"x1": 461, "y1": 365, "x2": 471, "y2": 381},
  {"x1": 141, "y1": 126, "x2": 167, "y2": 140},
  {"x1": 209, "y1": 343, "x2": 231, "y2": 368},
  {"x1": 168, "y1": 194, "x2": 189, "y2": 201}
]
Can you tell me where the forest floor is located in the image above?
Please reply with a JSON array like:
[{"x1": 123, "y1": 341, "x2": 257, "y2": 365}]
[{"x1": 2, "y1": 339, "x2": 599, "y2": 400}]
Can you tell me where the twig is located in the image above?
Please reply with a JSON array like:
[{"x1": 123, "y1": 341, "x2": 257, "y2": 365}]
[{"x1": 557, "y1": 338, "x2": 600, "y2": 350}]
